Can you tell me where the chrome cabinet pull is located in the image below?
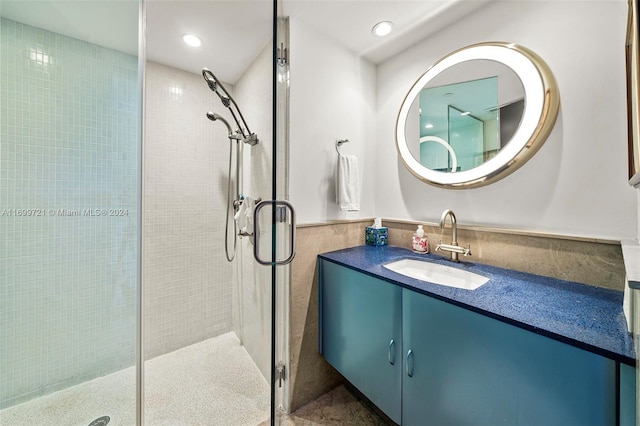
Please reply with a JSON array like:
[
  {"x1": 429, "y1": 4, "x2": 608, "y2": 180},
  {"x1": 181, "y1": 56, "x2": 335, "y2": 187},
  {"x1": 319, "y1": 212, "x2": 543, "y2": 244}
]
[
  {"x1": 406, "y1": 349, "x2": 414, "y2": 377},
  {"x1": 253, "y1": 200, "x2": 296, "y2": 265},
  {"x1": 388, "y1": 339, "x2": 395, "y2": 365}
]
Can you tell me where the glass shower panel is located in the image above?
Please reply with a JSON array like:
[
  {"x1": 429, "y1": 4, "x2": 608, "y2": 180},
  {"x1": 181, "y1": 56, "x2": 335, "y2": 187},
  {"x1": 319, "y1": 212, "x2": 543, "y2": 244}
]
[
  {"x1": 273, "y1": 15, "x2": 292, "y2": 419},
  {"x1": 448, "y1": 106, "x2": 484, "y2": 171},
  {"x1": 143, "y1": 1, "x2": 279, "y2": 424},
  {"x1": 0, "y1": 1, "x2": 142, "y2": 425},
  {"x1": 419, "y1": 76, "x2": 499, "y2": 172}
]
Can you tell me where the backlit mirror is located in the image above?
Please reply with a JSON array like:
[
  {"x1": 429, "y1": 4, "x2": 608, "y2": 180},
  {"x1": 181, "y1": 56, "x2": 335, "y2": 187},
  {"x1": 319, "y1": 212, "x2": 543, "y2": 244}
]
[{"x1": 396, "y1": 42, "x2": 560, "y2": 189}]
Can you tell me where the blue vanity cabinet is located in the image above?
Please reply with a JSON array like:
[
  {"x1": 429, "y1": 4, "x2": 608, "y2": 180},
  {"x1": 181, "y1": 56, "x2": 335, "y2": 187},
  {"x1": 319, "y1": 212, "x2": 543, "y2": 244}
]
[
  {"x1": 320, "y1": 259, "x2": 619, "y2": 425},
  {"x1": 620, "y1": 362, "x2": 637, "y2": 426},
  {"x1": 319, "y1": 260, "x2": 403, "y2": 424},
  {"x1": 402, "y1": 289, "x2": 617, "y2": 426}
]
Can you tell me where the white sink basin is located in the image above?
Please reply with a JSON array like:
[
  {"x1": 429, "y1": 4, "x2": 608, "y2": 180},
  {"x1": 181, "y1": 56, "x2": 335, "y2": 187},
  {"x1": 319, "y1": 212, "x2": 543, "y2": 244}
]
[{"x1": 383, "y1": 259, "x2": 489, "y2": 290}]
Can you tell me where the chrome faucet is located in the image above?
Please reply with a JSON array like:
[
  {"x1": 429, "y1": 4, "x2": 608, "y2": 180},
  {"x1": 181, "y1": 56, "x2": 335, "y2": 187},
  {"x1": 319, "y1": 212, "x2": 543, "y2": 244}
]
[{"x1": 436, "y1": 209, "x2": 471, "y2": 262}]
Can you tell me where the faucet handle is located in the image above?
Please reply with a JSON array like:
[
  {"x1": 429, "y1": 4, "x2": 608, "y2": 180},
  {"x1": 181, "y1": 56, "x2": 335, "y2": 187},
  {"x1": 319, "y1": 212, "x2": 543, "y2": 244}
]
[{"x1": 463, "y1": 244, "x2": 472, "y2": 256}]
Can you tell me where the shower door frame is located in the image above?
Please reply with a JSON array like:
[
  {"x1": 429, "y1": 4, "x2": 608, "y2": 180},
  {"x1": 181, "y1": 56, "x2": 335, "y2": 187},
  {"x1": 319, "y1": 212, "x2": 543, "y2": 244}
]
[
  {"x1": 136, "y1": 0, "x2": 146, "y2": 424},
  {"x1": 271, "y1": 7, "x2": 293, "y2": 421}
]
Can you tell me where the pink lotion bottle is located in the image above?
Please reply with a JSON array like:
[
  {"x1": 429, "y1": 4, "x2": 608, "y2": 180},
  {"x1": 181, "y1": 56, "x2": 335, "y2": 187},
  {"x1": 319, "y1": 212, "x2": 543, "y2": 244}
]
[{"x1": 412, "y1": 225, "x2": 429, "y2": 254}]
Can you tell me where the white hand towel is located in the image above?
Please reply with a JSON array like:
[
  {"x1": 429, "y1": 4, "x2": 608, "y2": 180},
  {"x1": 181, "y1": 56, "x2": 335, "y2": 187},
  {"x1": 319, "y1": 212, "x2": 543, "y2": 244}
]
[
  {"x1": 234, "y1": 199, "x2": 247, "y2": 234},
  {"x1": 234, "y1": 197, "x2": 255, "y2": 235},
  {"x1": 244, "y1": 197, "x2": 255, "y2": 234},
  {"x1": 336, "y1": 154, "x2": 360, "y2": 211}
]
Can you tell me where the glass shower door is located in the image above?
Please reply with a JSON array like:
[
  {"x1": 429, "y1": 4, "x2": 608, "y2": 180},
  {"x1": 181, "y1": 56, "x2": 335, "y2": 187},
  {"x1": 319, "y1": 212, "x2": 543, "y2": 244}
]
[
  {"x1": 0, "y1": 1, "x2": 143, "y2": 425},
  {"x1": 0, "y1": 0, "x2": 290, "y2": 423},
  {"x1": 142, "y1": 1, "x2": 289, "y2": 424}
]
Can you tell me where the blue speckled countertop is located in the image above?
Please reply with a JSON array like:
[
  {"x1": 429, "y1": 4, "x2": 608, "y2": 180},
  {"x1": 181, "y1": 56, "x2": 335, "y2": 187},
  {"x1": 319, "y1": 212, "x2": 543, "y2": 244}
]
[{"x1": 319, "y1": 245, "x2": 635, "y2": 366}]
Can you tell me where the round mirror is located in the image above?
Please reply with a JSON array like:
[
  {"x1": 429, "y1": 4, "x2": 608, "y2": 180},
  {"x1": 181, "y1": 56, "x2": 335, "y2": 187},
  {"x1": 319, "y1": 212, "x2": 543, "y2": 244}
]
[{"x1": 395, "y1": 42, "x2": 560, "y2": 189}]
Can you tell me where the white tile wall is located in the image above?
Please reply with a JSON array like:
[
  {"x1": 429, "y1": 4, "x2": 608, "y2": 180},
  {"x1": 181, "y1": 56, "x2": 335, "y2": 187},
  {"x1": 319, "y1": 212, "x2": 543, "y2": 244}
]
[
  {"x1": 0, "y1": 18, "x2": 139, "y2": 408},
  {"x1": 143, "y1": 62, "x2": 234, "y2": 359}
]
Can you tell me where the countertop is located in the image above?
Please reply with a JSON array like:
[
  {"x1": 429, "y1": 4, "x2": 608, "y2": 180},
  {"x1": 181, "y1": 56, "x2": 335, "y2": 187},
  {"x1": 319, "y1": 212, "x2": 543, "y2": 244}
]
[
  {"x1": 319, "y1": 245, "x2": 635, "y2": 366},
  {"x1": 622, "y1": 239, "x2": 640, "y2": 289}
]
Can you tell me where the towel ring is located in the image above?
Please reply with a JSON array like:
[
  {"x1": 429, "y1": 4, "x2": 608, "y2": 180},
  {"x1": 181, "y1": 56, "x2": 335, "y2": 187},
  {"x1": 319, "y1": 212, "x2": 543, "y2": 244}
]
[{"x1": 336, "y1": 139, "x2": 350, "y2": 154}]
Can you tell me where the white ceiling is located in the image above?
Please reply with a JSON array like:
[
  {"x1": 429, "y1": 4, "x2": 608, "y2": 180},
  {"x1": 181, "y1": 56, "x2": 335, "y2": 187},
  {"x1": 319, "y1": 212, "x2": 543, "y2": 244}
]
[
  {"x1": 1, "y1": 0, "x2": 489, "y2": 84},
  {"x1": 146, "y1": 0, "x2": 273, "y2": 82},
  {"x1": 0, "y1": 1, "x2": 140, "y2": 56},
  {"x1": 282, "y1": 0, "x2": 489, "y2": 65}
]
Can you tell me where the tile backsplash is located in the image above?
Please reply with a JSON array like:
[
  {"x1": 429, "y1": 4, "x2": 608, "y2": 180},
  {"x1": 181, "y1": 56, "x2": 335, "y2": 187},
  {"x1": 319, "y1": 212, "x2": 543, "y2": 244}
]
[{"x1": 385, "y1": 219, "x2": 625, "y2": 291}]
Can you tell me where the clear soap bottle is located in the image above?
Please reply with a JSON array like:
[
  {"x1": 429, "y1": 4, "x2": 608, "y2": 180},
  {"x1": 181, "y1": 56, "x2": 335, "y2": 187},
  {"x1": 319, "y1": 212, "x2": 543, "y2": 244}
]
[{"x1": 412, "y1": 225, "x2": 429, "y2": 253}]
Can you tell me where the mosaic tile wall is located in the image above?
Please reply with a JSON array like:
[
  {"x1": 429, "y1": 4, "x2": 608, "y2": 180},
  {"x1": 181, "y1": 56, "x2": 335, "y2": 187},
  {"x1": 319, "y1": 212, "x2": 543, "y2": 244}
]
[
  {"x1": 0, "y1": 18, "x2": 140, "y2": 408},
  {"x1": 143, "y1": 61, "x2": 233, "y2": 360}
]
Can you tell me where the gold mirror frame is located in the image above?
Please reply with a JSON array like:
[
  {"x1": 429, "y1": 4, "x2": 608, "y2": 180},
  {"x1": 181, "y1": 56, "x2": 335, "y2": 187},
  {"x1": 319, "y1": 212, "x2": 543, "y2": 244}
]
[{"x1": 395, "y1": 42, "x2": 560, "y2": 189}]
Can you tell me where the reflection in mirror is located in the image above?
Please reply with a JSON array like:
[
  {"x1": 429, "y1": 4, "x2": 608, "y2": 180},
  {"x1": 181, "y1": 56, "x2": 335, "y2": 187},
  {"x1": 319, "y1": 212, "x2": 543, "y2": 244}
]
[
  {"x1": 405, "y1": 59, "x2": 525, "y2": 173},
  {"x1": 419, "y1": 135, "x2": 458, "y2": 171},
  {"x1": 396, "y1": 42, "x2": 559, "y2": 189}
]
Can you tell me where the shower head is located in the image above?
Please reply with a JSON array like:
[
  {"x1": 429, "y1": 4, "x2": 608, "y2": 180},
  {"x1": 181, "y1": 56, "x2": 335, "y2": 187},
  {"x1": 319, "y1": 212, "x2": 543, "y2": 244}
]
[
  {"x1": 202, "y1": 66, "x2": 258, "y2": 145},
  {"x1": 202, "y1": 68, "x2": 218, "y2": 92},
  {"x1": 206, "y1": 111, "x2": 222, "y2": 121},
  {"x1": 206, "y1": 111, "x2": 233, "y2": 136}
]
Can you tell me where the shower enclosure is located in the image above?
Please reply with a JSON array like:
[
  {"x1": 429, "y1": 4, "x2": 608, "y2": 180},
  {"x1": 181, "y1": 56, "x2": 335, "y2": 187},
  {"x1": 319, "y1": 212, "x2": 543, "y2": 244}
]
[{"x1": 0, "y1": 1, "x2": 291, "y2": 424}]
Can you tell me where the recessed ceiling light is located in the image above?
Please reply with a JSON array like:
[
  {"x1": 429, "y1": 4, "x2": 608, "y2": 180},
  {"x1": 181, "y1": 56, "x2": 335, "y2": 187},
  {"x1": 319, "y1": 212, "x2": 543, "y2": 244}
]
[
  {"x1": 181, "y1": 33, "x2": 202, "y2": 47},
  {"x1": 425, "y1": 124, "x2": 434, "y2": 129},
  {"x1": 443, "y1": 92, "x2": 454, "y2": 97},
  {"x1": 372, "y1": 21, "x2": 394, "y2": 37}
]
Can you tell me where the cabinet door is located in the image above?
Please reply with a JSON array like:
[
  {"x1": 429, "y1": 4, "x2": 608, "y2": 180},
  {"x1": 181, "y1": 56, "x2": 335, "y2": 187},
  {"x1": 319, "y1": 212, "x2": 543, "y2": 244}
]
[
  {"x1": 319, "y1": 260, "x2": 402, "y2": 423},
  {"x1": 620, "y1": 362, "x2": 636, "y2": 426},
  {"x1": 402, "y1": 289, "x2": 616, "y2": 426}
]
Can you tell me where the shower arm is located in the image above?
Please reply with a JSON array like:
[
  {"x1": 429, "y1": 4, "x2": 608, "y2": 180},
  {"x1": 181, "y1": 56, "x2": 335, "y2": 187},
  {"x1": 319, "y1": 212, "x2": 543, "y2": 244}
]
[{"x1": 202, "y1": 69, "x2": 257, "y2": 145}]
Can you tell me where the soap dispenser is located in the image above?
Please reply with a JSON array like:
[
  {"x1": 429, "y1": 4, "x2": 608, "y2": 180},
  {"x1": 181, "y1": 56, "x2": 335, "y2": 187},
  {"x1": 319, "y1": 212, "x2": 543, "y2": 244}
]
[{"x1": 412, "y1": 225, "x2": 429, "y2": 253}]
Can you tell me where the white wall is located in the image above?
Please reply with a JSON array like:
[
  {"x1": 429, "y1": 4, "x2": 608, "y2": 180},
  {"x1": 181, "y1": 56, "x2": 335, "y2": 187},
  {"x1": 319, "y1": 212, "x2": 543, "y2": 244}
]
[
  {"x1": 289, "y1": 18, "x2": 377, "y2": 224},
  {"x1": 376, "y1": 0, "x2": 637, "y2": 240}
]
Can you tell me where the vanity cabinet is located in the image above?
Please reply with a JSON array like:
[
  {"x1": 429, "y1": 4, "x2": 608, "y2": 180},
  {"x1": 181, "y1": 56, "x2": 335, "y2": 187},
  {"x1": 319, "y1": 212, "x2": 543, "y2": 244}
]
[
  {"x1": 620, "y1": 363, "x2": 637, "y2": 426},
  {"x1": 403, "y1": 288, "x2": 615, "y2": 426},
  {"x1": 319, "y1": 259, "x2": 619, "y2": 426},
  {"x1": 320, "y1": 259, "x2": 403, "y2": 423}
]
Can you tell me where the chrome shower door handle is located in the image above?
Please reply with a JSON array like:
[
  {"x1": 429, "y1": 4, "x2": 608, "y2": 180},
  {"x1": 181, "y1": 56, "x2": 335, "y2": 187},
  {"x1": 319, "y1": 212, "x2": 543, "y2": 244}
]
[{"x1": 253, "y1": 200, "x2": 296, "y2": 266}]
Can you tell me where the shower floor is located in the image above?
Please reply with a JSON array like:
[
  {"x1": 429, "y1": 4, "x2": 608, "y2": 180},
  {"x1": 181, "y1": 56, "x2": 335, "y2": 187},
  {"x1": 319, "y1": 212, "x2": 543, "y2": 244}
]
[{"x1": 0, "y1": 332, "x2": 270, "y2": 426}]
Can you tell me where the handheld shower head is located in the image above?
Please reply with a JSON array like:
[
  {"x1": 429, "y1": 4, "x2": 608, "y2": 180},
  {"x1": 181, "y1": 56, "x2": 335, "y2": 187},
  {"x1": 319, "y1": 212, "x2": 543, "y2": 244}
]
[
  {"x1": 206, "y1": 111, "x2": 222, "y2": 121},
  {"x1": 206, "y1": 111, "x2": 233, "y2": 136}
]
